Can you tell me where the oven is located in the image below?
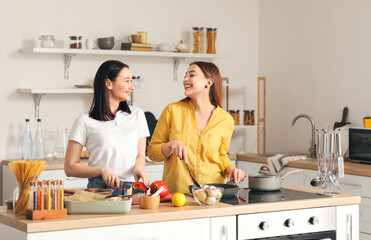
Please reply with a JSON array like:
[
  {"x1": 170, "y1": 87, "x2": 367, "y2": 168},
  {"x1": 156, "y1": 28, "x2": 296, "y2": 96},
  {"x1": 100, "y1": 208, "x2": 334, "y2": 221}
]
[
  {"x1": 219, "y1": 188, "x2": 337, "y2": 240},
  {"x1": 237, "y1": 207, "x2": 336, "y2": 240}
]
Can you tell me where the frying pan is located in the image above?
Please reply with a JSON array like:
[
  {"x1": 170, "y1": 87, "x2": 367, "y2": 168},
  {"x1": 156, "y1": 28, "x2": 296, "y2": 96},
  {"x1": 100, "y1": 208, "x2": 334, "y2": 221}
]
[
  {"x1": 248, "y1": 166, "x2": 304, "y2": 191},
  {"x1": 188, "y1": 183, "x2": 239, "y2": 198}
]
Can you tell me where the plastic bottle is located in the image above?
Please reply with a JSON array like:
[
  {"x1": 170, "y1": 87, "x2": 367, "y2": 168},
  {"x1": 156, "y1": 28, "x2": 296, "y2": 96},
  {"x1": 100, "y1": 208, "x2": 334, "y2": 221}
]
[
  {"x1": 34, "y1": 119, "x2": 44, "y2": 160},
  {"x1": 22, "y1": 119, "x2": 33, "y2": 160}
]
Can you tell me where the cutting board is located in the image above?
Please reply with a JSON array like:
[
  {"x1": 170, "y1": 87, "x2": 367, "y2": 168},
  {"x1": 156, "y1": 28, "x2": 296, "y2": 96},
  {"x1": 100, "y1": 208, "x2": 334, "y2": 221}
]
[{"x1": 132, "y1": 193, "x2": 173, "y2": 205}]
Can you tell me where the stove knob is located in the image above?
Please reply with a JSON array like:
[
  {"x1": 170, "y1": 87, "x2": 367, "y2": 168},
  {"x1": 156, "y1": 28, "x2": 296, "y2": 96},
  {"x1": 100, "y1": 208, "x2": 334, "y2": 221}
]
[
  {"x1": 284, "y1": 219, "x2": 294, "y2": 228},
  {"x1": 309, "y1": 216, "x2": 319, "y2": 225},
  {"x1": 259, "y1": 221, "x2": 269, "y2": 231}
]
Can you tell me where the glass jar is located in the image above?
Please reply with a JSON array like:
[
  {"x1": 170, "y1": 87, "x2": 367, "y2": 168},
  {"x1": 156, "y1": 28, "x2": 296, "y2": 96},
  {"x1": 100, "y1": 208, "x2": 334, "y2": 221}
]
[
  {"x1": 192, "y1": 27, "x2": 204, "y2": 53},
  {"x1": 69, "y1": 36, "x2": 82, "y2": 49},
  {"x1": 243, "y1": 110, "x2": 251, "y2": 125},
  {"x1": 229, "y1": 110, "x2": 240, "y2": 125},
  {"x1": 206, "y1": 28, "x2": 217, "y2": 54},
  {"x1": 250, "y1": 110, "x2": 255, "y2": 125},
  {"x1": 39, "y1": 35, "x2": 55, "y2": 48},
  {"x1": 13, "y1": 184, "x2": 30, "y2": 215}
]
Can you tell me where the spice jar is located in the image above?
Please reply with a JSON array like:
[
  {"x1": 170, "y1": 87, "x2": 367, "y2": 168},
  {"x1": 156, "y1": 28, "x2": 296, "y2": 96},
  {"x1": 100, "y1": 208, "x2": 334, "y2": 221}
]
[
  {"x1": 69, "y1": 36, "x2": 82, "y2": 49},
  {"x1": 229, "y1": 110, "x2": 240, "y2": 125},
  {"x1": 39, "y1": 35, "x2": 55, "y2": 48},
  {"x1": 192, "y1": 27, "x2": 204, "y2": 53},
  {"x1": 250, "y1": 110, "x2": 255, "y2": 125},
  {"x1": 244, "y1": 110, "x2": 251, "y2": 125},
  {"x1": 206, "y1": 28, "x2": 217, "y2": 54}
]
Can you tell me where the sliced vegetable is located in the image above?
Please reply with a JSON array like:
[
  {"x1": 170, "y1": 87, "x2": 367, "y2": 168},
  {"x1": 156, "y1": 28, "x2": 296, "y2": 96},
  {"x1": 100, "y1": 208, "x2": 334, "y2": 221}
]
[{"x1": 132, "y1": 182, "x2": 147, "y2": 193}]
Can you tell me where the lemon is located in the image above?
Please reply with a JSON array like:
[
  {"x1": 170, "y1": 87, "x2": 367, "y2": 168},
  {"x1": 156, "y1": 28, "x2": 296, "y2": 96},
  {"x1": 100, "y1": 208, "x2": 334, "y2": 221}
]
[{"x1": 172, "y1": 192, "x2": 186, "y2": 207}]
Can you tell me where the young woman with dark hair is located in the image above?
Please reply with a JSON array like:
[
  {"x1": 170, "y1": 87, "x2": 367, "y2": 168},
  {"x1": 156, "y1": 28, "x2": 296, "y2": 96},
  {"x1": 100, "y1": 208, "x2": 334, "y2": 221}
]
[
  {"x1": 148, "y1": 61, "x2": 245, "y2": 193},
  {"x1": 65, "y1": 60, "x2": 150, "y2": 194}
]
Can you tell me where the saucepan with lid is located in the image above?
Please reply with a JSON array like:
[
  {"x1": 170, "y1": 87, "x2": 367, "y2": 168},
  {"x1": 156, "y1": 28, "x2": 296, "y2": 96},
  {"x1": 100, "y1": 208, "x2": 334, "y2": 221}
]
[{"x1": 248, "y1": 166, "x2": 304, "y2": 191}]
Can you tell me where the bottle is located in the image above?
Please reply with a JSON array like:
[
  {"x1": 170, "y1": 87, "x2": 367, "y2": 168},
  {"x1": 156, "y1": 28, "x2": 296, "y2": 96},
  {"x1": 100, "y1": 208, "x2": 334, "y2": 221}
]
[
  {"x1": 34, "y1": 119, "x2": 44, "y2": 160},
  {"x1": 22, "y1": 119, "x2": 33, "y2": 160},
  {"x1": 206, "y1": 28, "x2": 217, "y2": 54}
]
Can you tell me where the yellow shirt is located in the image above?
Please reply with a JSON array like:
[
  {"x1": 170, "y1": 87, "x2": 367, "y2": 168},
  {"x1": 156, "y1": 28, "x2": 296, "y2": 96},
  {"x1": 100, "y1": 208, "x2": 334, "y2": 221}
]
[{"x1": 147, "y1": 101, "x2": 235, "y2": 193}]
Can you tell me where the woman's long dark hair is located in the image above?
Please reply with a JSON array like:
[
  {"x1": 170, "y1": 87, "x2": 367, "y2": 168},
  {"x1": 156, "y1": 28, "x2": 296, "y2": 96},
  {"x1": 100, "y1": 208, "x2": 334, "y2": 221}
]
[
  {"x1": 89, "y1": 60, "x2": 131, "y2": 121},
  {"x1": 181, "y1": 61, "x2": 223, "y2": 107}
]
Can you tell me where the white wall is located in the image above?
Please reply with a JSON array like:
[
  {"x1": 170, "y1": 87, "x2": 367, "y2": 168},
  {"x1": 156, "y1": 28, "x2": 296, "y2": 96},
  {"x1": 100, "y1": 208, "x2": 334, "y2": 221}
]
[
  {"x1": 0, "y1": 1, "x2": 259, "y2": 159},
  {"x1": 259, "y1": 0, "x2": 371, "y2": 153}
]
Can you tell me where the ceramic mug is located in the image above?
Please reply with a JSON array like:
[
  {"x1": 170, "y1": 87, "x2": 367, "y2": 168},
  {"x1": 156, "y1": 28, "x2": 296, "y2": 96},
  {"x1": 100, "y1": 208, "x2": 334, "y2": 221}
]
[
  {"x1": 86, "y1": 38, "x2": 97, "y2": 49},
  {"x1": 137, "y1": 31, "x2": 148, "y2": 43},
  {"x1": 128, "y1": 34, "x2": 141, "y2": 43}
]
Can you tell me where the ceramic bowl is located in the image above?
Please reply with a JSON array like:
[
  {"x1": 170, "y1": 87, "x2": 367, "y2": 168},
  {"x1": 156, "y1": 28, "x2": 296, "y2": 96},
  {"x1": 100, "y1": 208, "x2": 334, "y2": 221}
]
[
  {"x1": 192, "y1": 186, "x2": 224, "y2": 206},
  {"x1": 156, "y1": 43, "x2": 175, "y2": 52},
  {"x1": 97, "y1": 37, "x2": 115, "y2": 50}
]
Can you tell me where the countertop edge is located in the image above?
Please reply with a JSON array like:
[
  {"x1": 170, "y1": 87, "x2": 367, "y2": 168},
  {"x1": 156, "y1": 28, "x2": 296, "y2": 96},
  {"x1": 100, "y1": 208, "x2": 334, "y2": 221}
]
[{"x1": 0, "y1": 185, "x2": 361, "y2": 233}]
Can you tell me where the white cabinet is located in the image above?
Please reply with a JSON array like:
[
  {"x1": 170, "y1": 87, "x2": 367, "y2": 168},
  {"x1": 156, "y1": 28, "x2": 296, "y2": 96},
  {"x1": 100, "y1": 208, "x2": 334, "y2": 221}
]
[
  {"x1": 210, "y1": 216, "x2": 236, "y2": 240},
  {"x1": 336, "y1": 204, "x2": 359, "y2": 240}
]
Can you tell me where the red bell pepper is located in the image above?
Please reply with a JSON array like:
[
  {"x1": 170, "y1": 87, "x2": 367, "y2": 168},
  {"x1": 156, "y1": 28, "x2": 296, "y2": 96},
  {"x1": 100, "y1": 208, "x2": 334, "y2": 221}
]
[
  {"x1": 150, "y1": 180, "x2": 170, "y2": 198},
  {"x1": 132, "y1": 182, "x2": 147, "y2": 193}
]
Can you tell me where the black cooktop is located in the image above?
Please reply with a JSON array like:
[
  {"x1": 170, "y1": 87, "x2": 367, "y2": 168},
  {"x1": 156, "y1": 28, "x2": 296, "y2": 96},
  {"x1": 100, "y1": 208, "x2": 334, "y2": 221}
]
[{"x1": 220, "y1": 188, "x2": 329, "y2": 205}]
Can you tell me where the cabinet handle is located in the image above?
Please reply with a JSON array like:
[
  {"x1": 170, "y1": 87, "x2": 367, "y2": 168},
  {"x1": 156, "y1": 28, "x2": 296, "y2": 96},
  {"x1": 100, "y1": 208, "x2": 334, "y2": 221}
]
[
  {"x1": 339, "y1": 182, "x2": 361, "y2": 188},
  {"x1": 347, "y1": 213, "x2": 353, "y2": 240},
  {"x1": 222, "y1": 225, "x2": 228, "y2": 240}
]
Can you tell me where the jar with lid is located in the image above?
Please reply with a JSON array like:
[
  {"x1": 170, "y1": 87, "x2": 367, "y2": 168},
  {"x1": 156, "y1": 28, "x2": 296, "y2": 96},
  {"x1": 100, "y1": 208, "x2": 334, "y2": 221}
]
[
  {"x1": 243, "y1": 110, "x2": 251, "y2": 125},
  {"x1": 206, "y1": 28, "x2": 217, "y2": 54},
  {"x1": 192, "y1": 27, "x2": 204, "y2": 53},
  {"x1": 229, "y1": 110, "x2": 240, "y2": 125},
  {"x1": 250, "y1": 110, "x2": 255, "y2": 125},
  {"x1": 39, "y1": 35, "x2": 55, "y2": 48},
  {"x1": 69, "y1": 36, "x2": 82, "y2": 49}
]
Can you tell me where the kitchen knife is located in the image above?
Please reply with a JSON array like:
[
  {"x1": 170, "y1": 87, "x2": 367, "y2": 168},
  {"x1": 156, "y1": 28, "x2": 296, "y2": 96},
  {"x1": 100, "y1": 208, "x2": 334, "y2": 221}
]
[{"x1": 105, "y1": 192, "x2": 146, "y2": 199}]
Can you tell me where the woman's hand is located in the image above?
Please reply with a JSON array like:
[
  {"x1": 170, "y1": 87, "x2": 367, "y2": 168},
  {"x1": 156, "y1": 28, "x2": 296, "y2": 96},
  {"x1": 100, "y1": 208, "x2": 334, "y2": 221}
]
[
  {"x1": 101, "y1": 167, "x2": 120, "y2": 189},
  {"x1": 134, "y1": 168, "x2": 150, "y2": 187},
  {"x1": 225, "y1": 166, "x2": 246, "y2": 185},
  {"x1": 166, "y1": 140, "x2": 188, "y2": 163}
]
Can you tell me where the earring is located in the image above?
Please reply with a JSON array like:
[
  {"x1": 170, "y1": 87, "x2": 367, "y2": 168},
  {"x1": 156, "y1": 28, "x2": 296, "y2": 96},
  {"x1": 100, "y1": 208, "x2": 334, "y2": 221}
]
[{"x1": 205, "y1": 85, "x2": 208, "y2": 88}]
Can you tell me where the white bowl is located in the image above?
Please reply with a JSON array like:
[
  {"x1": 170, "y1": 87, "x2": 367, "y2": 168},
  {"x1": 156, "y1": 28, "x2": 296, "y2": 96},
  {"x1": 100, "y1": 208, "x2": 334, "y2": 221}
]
[{"x1": 156, "y1": 43, "x2": 175, "y2": 52}]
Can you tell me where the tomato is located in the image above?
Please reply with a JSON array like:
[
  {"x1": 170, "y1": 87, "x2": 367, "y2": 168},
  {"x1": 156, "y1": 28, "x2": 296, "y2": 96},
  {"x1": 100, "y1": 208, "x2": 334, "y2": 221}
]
[
  {"x1": 132, "y1": 182, "x2": 147, "y2": 193},
  {"x1": 150, "y1": 180, "x2": 170, "y2": 198}
]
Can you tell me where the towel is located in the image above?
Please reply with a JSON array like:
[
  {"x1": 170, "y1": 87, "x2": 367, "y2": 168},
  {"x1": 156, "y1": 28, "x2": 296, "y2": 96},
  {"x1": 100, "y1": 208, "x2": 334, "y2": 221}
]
[{"x1": 267, "y1": 154, "x2": 307, "y2": 173}]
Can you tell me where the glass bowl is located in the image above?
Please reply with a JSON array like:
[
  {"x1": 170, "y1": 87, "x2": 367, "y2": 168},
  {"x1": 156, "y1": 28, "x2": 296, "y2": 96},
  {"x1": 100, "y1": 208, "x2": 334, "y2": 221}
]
[{"x1": 192, "y1": 186, "x2": 224, "y2": 206}]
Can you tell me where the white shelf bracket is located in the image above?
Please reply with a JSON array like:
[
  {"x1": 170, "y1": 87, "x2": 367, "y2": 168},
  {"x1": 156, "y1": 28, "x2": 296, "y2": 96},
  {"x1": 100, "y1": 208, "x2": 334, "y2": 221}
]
[
  {"x1": 173, "y1": 57, "x2": 185, "y2": 81},
  {"x1": 33, "y1": 93, "x2": 45, "y2": 119},
  {"x1": 64, "y1": 54, "x2": 76, "y2": 80}
]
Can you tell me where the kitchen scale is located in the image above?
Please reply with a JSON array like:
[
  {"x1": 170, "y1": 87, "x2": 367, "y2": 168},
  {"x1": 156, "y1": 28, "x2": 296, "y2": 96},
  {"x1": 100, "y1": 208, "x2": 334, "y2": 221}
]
[{"x1": 220, "y1": 188, "x2": 330, "y2": 205}]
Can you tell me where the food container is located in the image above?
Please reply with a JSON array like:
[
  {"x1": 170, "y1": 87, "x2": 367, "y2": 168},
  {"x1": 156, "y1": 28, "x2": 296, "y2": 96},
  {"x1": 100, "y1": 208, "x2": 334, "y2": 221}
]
[
  {"x1": 364, "y1": 117, "x2": 371, "y2": 128},
  {"x1": 243, "y1": 110, "x2": 251, "y2": 125},
  {"x1": 229, "y1": 110, "x2": 240, "y2": 125},
  {"x1": 39, "y1": 35, "x2": 55, "y2": 48},
  {"x1": 206, "y1": 28, "x2": 217, "y2": 54},
  {"x1": 192, "y1": 27, "x2": 204, "y2": 53},
  {"x1": 64, "y1": 198, "x2": 132, "y2": 214},
  {"x1": 192, "y1": 186, "x2": 224, "y2": 206},
  {"x1": 139, "y1": 195, "x2": 160, "y2": 209},
  {"x1": 69, "y1": 36, "x2": 82, "y2": 49}
]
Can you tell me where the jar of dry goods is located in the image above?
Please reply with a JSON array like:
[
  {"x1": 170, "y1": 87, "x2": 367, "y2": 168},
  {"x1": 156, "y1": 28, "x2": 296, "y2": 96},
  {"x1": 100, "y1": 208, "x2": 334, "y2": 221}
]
[
  {"x1": 69, "y1": 36, "x2": 82, "y2": 49},
  {"x1": 206, "y1": 28, "x2": 217, "y2": 54},
  {"x1": 192, "y1": 27, "x2": 204, "y2": 53},
  {"x1": 250, "y1": 110, "x2": 255, "y2": 125},
  {"x1": 243, "y1": 110, "x2": 251, "y2": 125},
  {"x1": 229, "y1": 110, "x2": 240, "y2": 125},
  {"x1": 39, "y1": 35, "x2": 55, "y2": 48}
]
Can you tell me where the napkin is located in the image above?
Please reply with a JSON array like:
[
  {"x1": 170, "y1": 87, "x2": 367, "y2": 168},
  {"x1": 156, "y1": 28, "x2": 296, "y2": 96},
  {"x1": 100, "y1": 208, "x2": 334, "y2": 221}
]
[{"x1": 267, "y1": 154, "x2": 307, "y2": 173}]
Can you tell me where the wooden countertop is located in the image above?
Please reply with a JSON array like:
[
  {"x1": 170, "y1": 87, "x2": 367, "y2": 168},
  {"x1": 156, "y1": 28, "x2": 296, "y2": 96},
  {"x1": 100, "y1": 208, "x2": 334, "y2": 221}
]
[
  {"x1": 1, "y1": 155, "x2": 237, "y2": 170},
  {"x1": 0, "y1": 185, "x2": 360, "y2": 233},
  {"x1": 237, "y1": 154, "x2": 371, "y2": 177}
]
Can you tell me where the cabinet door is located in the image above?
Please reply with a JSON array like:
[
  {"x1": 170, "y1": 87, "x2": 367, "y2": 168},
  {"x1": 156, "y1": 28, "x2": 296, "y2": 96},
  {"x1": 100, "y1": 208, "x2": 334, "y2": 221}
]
[
  {"x1": 336, "y1": 204, "x2": 359, "y2": 240},
  {"x1": 26, "y1": 218, "x2": 210, "y2": 240},
  {"x1": 210, "y1": 216, "x2": 236, "y2": 240},
  {"x1": 360, "y1": 197, "x2": 371, "y2": 235}
]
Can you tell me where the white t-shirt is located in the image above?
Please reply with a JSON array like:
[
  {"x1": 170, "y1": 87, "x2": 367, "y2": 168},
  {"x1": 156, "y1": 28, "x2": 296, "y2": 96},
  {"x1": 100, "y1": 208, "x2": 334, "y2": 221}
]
[{"x1": 69, "y1": 107, "x2": 150, "y2": 182}]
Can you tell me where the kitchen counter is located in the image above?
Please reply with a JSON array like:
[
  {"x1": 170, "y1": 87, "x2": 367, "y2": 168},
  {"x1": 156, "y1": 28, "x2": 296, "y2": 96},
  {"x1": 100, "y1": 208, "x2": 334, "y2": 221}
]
[
  {"x1": 0, "y1": 185, "x2": 360, "y2": 233},
  {"x1": 237, "y1": 153, "x2": 371, "y2": 177},
  {"x1": 1, "y1": 154, "x2": 237, "y2": 170}
]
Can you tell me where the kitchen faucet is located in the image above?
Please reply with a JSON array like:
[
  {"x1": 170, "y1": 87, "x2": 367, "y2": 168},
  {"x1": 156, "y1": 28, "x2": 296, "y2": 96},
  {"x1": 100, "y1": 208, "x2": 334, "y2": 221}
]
[{"x1": 291, "y1": 114, "x2": 316, "y2": 158}]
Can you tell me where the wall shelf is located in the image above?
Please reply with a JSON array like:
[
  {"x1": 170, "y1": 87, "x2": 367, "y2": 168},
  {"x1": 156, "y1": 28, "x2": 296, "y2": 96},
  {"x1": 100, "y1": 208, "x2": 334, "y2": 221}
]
[
  {"x1": 234, "y1": 125, "x2": 257, "y2": 129},
  {"x1": 20, "y1": 47, "x2": 229, "y2": 81},
  {"x1": 18, "y1": 88, "x2": 94, "y2": 119}
]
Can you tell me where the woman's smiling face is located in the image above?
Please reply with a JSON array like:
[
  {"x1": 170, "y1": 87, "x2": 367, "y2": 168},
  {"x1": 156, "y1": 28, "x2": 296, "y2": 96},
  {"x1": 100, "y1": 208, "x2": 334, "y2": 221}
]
[
  {"x1": 107, "y1": 67, "x2": 134, "y2": 102},
  {"x1": 183, "y1": 64, "x2": 209, "y2": 98}
]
